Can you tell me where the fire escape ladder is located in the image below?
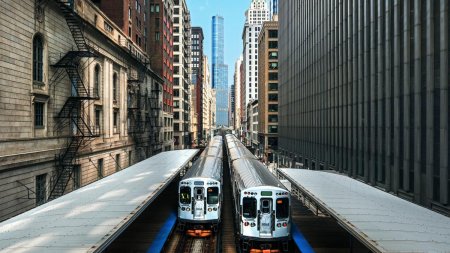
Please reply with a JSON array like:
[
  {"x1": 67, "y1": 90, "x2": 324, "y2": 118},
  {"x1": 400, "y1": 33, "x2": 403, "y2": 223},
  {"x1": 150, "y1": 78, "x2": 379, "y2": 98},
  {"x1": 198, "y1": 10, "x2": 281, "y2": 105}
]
[
  {"x1": 54, "y1": 0, "x2": 89, "y2": 52},
  {"x1": 48, "y1": 136, "x2": 83, "y2": 200},
  {"x1": 49, "y1": 0, "x2": 98, "y2": 200}
]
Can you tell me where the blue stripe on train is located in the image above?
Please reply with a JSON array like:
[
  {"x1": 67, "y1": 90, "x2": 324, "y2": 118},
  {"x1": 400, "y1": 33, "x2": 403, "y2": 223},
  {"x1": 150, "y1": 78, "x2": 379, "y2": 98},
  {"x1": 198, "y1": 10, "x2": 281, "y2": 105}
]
[
  {"x1": 147, "y1": 212, "x2": 177, "y2": 253},
  {"x1": 292, "y1": 224, "x2": 315, "y2": 253}
]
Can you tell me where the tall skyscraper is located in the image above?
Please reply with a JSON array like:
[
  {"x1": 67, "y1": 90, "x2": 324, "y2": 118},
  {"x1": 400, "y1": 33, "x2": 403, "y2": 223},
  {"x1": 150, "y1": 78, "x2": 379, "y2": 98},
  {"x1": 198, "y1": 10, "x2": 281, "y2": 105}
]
[
  {"x1": 229, "y1": 84, "x2": 235, "y2": 128},
  {"x1": 191, "y1": 27, "x2": 204, "y2": 142},
  {"x1": 242, "y1": 0, "x2": 269, "y2": 106},
  {"x1": 270, "y1": 0, "x2": 278, "y2": 19},
  {"x1": 234, "y1": 56, "x2": 243, "y2": 132},
  {"x1": 212, "y1": 15, "x2": 229, "y2": 126},
  {"x1": 173, "y1": 0, "x2": 191, "y2": 149}
]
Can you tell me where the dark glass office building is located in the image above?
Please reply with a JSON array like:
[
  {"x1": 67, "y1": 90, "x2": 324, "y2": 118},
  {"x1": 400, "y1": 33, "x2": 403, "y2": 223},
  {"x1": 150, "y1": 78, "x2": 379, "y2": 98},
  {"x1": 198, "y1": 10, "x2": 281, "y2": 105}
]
[{"x1": 279, "y1": 0, "x2": 450, "y2": 215}]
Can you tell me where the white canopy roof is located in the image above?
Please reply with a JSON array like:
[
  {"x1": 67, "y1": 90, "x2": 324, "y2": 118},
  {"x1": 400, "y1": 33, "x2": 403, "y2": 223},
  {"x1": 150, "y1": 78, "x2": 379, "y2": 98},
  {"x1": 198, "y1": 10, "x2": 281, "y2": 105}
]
[
  {"x1": 279, "y1": 168, "x2": 450, "y2": 253},
  {"x1": 0, "y1": 150, "x2": 198, "y2": 253}
]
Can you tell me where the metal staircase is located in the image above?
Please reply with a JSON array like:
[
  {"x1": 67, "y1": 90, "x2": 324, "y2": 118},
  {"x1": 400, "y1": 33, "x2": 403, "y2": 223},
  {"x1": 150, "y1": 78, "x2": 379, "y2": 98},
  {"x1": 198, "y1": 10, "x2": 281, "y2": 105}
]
[
  {"x1": 49, "y1": 0, "x2": 97, "y2": 200},
  {"x1": 127, "y1": 70, "x2": 163, "y2": 161}
]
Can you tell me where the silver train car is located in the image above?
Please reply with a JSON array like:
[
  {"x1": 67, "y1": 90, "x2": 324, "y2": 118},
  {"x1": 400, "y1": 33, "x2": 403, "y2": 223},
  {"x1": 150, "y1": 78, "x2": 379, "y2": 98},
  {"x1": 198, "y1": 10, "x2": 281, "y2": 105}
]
[
  {"x1": 225, "y1": 134, "x2": 291, "y2": 252},
  {"x1": 178, "y1": 136, "x2": 223, "y2": 237}
]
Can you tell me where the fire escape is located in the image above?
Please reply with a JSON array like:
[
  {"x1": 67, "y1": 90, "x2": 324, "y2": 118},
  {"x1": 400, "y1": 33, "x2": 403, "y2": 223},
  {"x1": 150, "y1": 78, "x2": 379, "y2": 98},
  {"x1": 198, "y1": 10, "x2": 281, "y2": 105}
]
[
  {"x1": 49, "y1": 0, "x2": 98, "y2": 200},
  {"x1": 127, "y1": 69, "x2": 163, "y2": 161}
]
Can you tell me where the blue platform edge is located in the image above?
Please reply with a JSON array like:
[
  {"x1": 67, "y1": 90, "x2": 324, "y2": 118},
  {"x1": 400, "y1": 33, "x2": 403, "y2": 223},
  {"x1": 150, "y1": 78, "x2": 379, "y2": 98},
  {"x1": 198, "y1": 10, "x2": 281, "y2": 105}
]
[
  {"x1": 292, "y1": 224, "x2": 315, "y2": 253},
  {"x1": 147, "y1": 212, "x2": 177, "y2": 253}
]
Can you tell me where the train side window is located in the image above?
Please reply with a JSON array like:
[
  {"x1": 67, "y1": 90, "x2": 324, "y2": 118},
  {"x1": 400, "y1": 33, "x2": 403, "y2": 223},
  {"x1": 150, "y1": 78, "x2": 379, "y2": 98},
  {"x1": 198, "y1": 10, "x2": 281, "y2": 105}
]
[
  {"x1": 242, "y1": 197, "x2": 257, "y2": 218},
  {"x1": 180, "y1": 186, "x2": 191, "y2": 204},
  {"x1": 276, "y1": 198, "x2": 289, "y2": 219},
  {"x1": 207, "y1": 187, "x2": 219, "y2": 204}
]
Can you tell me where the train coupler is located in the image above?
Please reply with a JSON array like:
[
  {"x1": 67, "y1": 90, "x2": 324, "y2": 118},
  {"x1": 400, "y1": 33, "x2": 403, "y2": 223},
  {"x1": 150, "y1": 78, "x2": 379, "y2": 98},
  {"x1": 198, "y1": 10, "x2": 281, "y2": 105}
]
[{"x1": 186, "y1": 229, "x2": 212, "y2": 237}]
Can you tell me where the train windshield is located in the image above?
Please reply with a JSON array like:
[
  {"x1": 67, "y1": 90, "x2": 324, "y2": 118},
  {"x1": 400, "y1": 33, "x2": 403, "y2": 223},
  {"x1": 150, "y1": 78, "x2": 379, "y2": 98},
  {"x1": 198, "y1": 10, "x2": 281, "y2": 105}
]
[
  {"x1": 242, "y1": 197, "x2": 257, "y2": 218},
  {"x1": 180, "y1": 186, "x2": 191, "y2": 204},
  {"x1": 276, "y1": 198, "x2": 289, "y2": 219},
  {"x1": 207, "y1": 187, "x2": 219, "y2": 204}
]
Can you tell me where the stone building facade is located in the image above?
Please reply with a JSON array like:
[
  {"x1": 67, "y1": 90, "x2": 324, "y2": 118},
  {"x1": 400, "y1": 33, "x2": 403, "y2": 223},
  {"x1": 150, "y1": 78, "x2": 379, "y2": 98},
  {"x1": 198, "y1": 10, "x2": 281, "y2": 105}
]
[
  {"x1": 0, "y1": 0, "x2": 163, "y2": 221},
  {"x1": 173, "y1": 0, "x2": 191, "y2": 149},
  {"x1": 257, "y1": 20, "x2": 278, "y2": 162}
]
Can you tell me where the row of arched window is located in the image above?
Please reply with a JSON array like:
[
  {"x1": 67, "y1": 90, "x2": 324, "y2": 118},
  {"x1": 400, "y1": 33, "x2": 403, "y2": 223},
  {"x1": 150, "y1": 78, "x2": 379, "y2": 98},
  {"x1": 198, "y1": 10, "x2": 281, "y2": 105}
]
[{"x1": 33, "y1": 34, "x2": 118, "y2": 99}]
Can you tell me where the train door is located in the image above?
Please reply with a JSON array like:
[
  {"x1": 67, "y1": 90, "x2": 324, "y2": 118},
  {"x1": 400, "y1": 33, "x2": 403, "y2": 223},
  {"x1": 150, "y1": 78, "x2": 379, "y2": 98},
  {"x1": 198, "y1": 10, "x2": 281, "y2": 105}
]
[
  {"x1": 259, "y1": 198, "x2": 273, "y2": 236},
  {"x1": 194, "y1": 187, "x2": 205, "y2": 219}
]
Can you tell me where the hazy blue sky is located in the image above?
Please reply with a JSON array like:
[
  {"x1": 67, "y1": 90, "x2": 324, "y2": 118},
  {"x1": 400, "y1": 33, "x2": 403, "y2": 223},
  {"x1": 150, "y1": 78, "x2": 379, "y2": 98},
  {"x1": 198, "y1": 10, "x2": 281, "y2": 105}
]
[{"x1": 186, "y1": 0, "x2": 250, "y2": 86}]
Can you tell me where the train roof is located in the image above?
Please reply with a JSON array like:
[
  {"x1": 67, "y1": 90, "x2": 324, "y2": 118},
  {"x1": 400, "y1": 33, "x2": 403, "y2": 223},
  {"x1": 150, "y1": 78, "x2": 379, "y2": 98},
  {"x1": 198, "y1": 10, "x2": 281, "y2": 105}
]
[
  {"x1": 201, "y1": 146, "x2": 223, "y2": 158},
  {"x1": 200, "y1": 136, "x2": 223, "y2": 158},
  {"x1": 182, "y1": 156, "x2": 223, "y2": 182},
  {"x1": 232, "y1": 158, "x2": 285, "y2": 190},
  {"x1": 225, "y1": 134, "x2": 257, "y2": 161}
]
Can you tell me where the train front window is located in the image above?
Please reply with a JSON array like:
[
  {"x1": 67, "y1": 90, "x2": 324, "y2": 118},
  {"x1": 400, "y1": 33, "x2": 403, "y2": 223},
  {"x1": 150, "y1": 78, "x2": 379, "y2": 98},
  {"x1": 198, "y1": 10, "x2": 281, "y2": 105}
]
[
  {"x1": 180, "y1": 186, "x2": 191, "y2": 204},
  {"x1": 261, "y1": 199, "x2": 270, "y2": 213},
  {"x1": 242, "y1": 197, "x2": 257, "y2": 218},
  {"x1": 207, "y1": 187, "x2": 219, "y2": 204},
  {"x1": 276, "y1": 198, "x2": 289, "y2": 219}
]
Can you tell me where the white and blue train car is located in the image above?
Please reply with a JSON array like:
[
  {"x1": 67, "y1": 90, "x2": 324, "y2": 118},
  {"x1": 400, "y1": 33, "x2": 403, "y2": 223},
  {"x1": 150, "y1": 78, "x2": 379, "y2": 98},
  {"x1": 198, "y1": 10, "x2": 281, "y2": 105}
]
[
  {"x1": 226, "y1": 134, "x2": 291, "y2": 252},
  {"x1": 178, "y1": 136, "x2": 223, "y2": 236}
]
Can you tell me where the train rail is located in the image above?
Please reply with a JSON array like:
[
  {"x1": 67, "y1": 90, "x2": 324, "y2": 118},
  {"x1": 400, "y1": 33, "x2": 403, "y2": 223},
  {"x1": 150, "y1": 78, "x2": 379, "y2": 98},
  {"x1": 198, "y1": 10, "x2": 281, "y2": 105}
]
[{"x1": 163, "y1": 231, "x2": 218, "y2": 253}]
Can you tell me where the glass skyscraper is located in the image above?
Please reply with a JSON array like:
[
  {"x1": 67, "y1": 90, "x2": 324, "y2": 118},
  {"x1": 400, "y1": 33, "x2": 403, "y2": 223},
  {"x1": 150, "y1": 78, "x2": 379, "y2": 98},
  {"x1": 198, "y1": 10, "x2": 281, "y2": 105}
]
[{"x1": 212, "y1": 15, "x2": 229, "y2": 126}]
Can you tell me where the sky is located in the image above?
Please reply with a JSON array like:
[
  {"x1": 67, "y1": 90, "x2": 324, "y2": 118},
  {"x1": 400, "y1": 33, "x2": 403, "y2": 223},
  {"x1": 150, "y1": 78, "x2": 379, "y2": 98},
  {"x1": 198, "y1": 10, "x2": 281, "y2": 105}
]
[{"x1": 186, "y1": 0, "x2": 251, "y2": 86}]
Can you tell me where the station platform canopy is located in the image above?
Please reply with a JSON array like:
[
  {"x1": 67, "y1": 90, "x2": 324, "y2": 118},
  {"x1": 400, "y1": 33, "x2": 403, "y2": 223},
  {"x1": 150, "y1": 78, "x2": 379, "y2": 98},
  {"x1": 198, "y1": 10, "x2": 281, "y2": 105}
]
[
  {"x1": 278, "y1": 168, "x2": 450, "y2": 253},
  {"x1": 0, "y1": 150, "x2": 199, "y2": 253}
]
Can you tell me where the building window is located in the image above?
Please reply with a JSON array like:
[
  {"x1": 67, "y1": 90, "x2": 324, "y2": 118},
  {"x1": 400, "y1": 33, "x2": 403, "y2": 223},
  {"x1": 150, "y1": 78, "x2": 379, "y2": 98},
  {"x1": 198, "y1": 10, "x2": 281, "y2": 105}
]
[
  {"x1": 95, "y1": 106, "x2": 102, "y2": 133},
  {"x1": 33, "y1": 35, "x2": 44, "y2": 82},
  {"x1": 268, "y1": 94, "x2": 278, "y2": 101},
  {"x1": 268, "y1": 41, "x2": 278, "y2": 49},
  {"x1": 268, "y1": 115, "x2": 278, "y2": 123},
  {"x1": 269, "y1": 83, "x2": 278, "y2": 91},
  {"x1": 155, "y1": 4, "x2": 160, "y2": 12},
  {"x1": 94, "y1": 65, "x2": 101, "y2": 97},
  {"x1": 268, "y1": 29, "x2": 278, "y2": 38},
  {"x1": 115, "y1": 154, "x2": 120, "y2": 172},
  {"x1": 155, "y1": 32, "x2": 160, "y2": 41},
  {"x1": 73, "y1": 165, "x2": 81, "y2": 189},
  {"x1": 269, "y1": 62, "x2": 278, "y2": 70},
  {"x1": 268, "y1": 125, "x2": 278, "y2": 134},
  {"x1": 268, "y1": 104, "x2": 278, "y2": 112},
  {"x1": 34, "y1": 102, "x2": 44, "y2": 128},
  {"x1": 97, "y1": 158, "x2": 104, "y2": 178},
  {"x1": 35, "y1": 174, "x2": 47, "y2": 206},
  {"x1": 113, "y1": 110, "x2": 119, "y2": 133},
  {"x1": 104, "y1": 22, "x2": 113, "y2": 33},
  {"x1": 268, "y1": 73, "x2": 278, "y2": 81},
  {"x1": 268, "y1": 51, "x2": 278, "y2": 59},
  {"x1": 113, "y1": 73, "x2": 118, "y2": 101}
]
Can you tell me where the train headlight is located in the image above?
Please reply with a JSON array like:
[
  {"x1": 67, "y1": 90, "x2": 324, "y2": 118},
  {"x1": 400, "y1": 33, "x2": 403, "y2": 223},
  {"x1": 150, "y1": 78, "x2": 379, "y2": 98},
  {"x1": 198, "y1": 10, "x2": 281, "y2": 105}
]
[
  {"x1": 250, "y1": 222, "x2": 256, "y2": 227},
  {"x1": 283, "y1": 222, "x2": 287, "y2": 227},
  {"x1": 244, "y1": 222, "x2": 249, "y2": 226},
  {"x1": 208, "y1": 208, "x2": 212, "y2": 212},
  {"x1": 277, "y1": 223, "x2": 281, "y2": 228},
  {"x1": 213, "y1": 207, "x2": 217, "y2": 211},
  {"x1": 181, "y1": 207, "x2": 186, "y2": 211},
  {"x1": 186, "y1": 207, "x2": 191, "y2": 211}
]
